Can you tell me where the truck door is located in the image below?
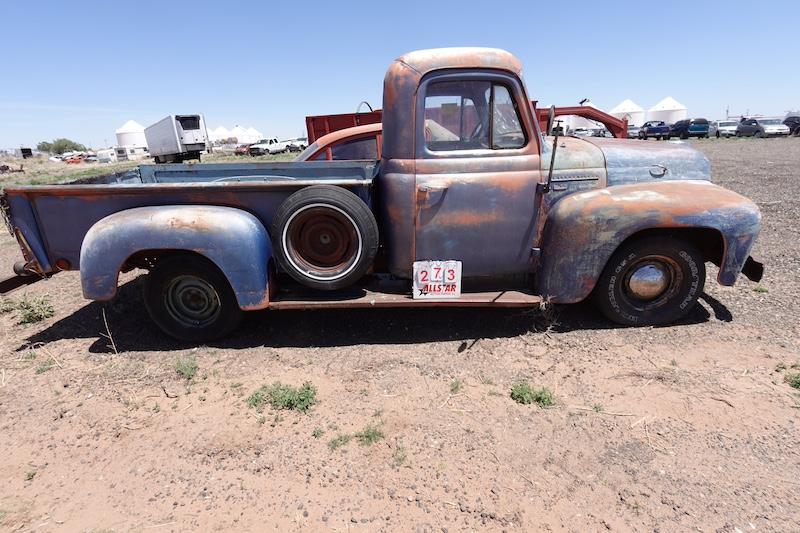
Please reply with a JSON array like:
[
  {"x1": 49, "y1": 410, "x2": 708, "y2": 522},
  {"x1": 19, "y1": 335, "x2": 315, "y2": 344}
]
[{"x1": 413, "y1": 72, "x2": 542, "y2": 278}]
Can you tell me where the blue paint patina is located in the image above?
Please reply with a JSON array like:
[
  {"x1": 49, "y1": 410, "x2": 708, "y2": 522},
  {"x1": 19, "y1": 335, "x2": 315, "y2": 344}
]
[{"x1": 80, "y1": 205, "x2": 272, "y2": 310}]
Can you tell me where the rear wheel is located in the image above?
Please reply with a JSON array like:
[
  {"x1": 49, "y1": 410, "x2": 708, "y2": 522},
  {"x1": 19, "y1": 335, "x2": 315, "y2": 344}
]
[
  {"x1": 144, "y1": 255, "x2": 242, "y2": 342},
  {"x1": 594, "y1": 236, "x2": 705, "y2": 326},
  {"x1": 272, "y1": 185, "x2": 379, "y2": 291}
]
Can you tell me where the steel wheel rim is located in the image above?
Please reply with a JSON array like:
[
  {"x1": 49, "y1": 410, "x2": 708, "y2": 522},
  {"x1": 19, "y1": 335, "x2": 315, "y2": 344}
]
[
  {"x1": 164, "y1": 275, "x2": 221, "y2": 328},
  {"x1": 620, "y1": 255, "x2": 682, "y2": 312},
  {"x1": 282, "y1": 203, "x2": 363, "y2": 281}
]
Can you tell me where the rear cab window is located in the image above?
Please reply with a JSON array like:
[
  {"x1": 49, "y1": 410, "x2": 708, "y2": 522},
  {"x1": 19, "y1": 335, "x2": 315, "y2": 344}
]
[{"x1": 311, "y1": 137, "x2": 379, "y2": 161}]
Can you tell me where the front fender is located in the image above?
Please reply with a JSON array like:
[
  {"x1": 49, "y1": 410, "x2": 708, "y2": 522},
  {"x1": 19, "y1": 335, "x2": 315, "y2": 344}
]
[
  {"x1": 537, "y1": 180, "x2": 762, "y2": 303},
  {"x1": 80, "y1": 205, "x2": 272, "y2": 310}
]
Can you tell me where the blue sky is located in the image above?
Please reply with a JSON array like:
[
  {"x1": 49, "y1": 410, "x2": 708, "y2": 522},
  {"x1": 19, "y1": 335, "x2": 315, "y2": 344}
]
[{"x1": 1, "y1": 0, "x2": 797, "y2": 148}]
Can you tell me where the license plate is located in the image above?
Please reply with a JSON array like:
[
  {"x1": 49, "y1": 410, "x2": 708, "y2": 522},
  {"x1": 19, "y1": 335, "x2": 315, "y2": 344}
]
[{"x1": 412, "y1": 260, "x2": 462, "y2": 299}]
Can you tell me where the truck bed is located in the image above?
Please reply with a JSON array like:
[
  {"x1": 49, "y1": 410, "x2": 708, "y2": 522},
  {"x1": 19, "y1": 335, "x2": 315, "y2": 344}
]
[{"x1": 2, "y1": 161, "x2": 377, "y2": 275}]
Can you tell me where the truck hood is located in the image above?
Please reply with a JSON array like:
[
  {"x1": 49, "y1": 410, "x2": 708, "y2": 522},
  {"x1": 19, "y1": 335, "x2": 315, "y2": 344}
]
[{"x1": 582, "y1": 137, "x2": 711, "y2": 185}]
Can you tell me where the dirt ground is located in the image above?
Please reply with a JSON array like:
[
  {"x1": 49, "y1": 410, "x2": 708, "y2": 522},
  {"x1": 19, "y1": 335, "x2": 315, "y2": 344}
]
[{"x1": 1, "y1": 139, "x2": 798, "y2": 532}]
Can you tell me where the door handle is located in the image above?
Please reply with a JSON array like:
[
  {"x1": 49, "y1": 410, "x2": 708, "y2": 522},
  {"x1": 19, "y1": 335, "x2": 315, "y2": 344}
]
[
  {"x1": 649, "y1": 164, "x2": 668, "y2": 178},
  {"x1": 417, "y1": 184, "x2": 449, "y2": 203},
  {"x1": 418, "y1": 184, "x2": 448, "y2": 193}
]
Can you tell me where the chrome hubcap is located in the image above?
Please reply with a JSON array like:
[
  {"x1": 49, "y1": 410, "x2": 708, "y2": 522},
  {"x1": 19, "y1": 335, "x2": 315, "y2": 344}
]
[
  {"x1": 627, "y1": 262, "x2": 670, "y2": 300},
  {"x1": 164, "y1": 275, "x2": 221, "y2": 328}
]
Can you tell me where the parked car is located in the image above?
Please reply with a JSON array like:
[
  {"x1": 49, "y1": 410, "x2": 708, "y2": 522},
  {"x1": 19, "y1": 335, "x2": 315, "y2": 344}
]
[
  {"x1": 571, "y1": 128, "x2": 592, "y2": 137},
  {"x1": 782, "y1": 115, "x2": 800, "y2": 136},
  {"x1": 249, "y1": 137, "x2": 288, "y2": 156},
  {"x1": 638, "y1": 121, "x2": 670, "y2": 140},
  {"x1": 710, "y1": 120, "x2": 738, "y2": 138},
  {"x1": 234, "y1": 144, "x2": 252, "y2": 156},
  {"x1": 284, "y1": 137, "x2": 308, "y2": 152},
  {"x1": 0, "y1": 47, "x2": 763, "y2": 342},
  {"x1": 627, "y1": 125, "x2": 641, "y2": 139},
  {"x1": 667, "y1": 118, "x2": 709, "y2": 139},
  {"x1": 736, "y1": 117, "x2": 790, "y2": 137}
]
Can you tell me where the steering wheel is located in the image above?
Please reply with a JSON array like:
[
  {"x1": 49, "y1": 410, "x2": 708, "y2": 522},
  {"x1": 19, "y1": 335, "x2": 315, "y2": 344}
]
[{"x1": 546, "y1": 105, "x2": 556, "y2": 135}]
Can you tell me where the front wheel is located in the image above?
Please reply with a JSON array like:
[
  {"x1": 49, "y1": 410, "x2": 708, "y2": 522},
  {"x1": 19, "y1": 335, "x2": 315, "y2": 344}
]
[
  {"x1": 593, "y1": 236, "x2": 705, "y2": 326},
  {"x1": 144, "y1": 255, "x2": 242, "y2": 342}
]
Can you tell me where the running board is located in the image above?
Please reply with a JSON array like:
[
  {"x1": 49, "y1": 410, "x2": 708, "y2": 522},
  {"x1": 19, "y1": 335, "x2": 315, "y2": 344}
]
[{"x1": 268, "y1": 286, "x2": 542, "y2": 310}]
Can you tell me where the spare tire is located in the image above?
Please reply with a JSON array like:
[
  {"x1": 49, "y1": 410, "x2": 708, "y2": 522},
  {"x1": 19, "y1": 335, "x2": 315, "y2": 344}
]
[{"x1": 271, "y1": 185, "x2": 379, "y2": 290}]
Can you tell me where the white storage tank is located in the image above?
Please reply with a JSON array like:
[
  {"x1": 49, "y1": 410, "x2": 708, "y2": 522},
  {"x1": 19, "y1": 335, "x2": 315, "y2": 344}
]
[
  {"x1": 647, "y1": 97, "x2": 688, "y2": 124},
  {"x1": 115, "y1": 120, "x2": 147, "y2": 148}
]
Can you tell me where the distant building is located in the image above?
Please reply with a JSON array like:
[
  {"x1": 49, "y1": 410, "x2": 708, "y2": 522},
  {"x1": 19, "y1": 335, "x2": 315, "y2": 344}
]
[
  {"x1": 609, "y1": 99, "x2": 645, "y2": 127},
  {"x1": 115, "y1": 120, "x2": 147, "y2": 148},
  {"x1": 208, "y1": 125, "x2": 264, "y2": 143},
  {"x1": 647, "y1": 97, "x2": 688, "y2": 124}
]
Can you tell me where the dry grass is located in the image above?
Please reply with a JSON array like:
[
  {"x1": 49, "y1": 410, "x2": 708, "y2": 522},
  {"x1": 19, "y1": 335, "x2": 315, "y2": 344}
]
[{"x1": 0, "y1": 150, "x2": 296, "y2": 189}]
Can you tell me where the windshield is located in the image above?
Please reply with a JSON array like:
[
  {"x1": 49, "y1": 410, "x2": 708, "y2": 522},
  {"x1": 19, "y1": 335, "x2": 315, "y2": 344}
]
[
  {"x1": 759, "y1": 119, "x2": 781, "y2": 125},
  {"x1": 719, "y1": 121, "x2": 736, "y2": 127}
]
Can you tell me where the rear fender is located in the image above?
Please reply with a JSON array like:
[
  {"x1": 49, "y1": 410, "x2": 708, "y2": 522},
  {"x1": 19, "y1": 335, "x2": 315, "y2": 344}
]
[
  {"x1": 537, "y1": 180, "x2": 762, "y2": 303},
  {"x1": 80, "y1": 205, "x2": 272, "y2": 310}
]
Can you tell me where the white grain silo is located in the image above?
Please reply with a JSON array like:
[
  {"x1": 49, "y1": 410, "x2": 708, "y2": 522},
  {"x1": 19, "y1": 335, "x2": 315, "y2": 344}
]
[
  {"x1": 647, "y1": 97, "x2": 688, "y2": 124},
  {"x1": 609, "y1": 99, "x2": 645, "y2": 126},
  {"x1": 115, "y1": 120, "x2": 147, "y2": 148}
]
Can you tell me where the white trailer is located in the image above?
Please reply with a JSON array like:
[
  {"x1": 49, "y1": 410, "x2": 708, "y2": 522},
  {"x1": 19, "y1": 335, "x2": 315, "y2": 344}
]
[{"x1": 145, "y1": 114, "x2": 210, "y2": 164}]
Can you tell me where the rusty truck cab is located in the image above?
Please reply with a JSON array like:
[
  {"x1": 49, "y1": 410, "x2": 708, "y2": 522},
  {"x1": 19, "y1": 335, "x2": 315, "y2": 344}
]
[{"x1": 378, "y1": 47, "x2": 543, "y2": 282}]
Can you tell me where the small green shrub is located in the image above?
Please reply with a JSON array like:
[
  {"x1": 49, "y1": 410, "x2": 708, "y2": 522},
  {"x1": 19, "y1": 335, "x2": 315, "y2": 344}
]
[
  {"x1": 25, "y1": 470, "x2": 36, "y2": 481},
  {"x1": 785, "y1": 373, "x2": 800, "y2": 390},
  {"x1": 753, "y1": 285, "x2": 769, "y2": 293},
  {"x1": 392, "y1": 443, "x2": 407, "y2": 467},
  {"x1": 327, "y1": 434, "x2": 352, "y2": 451},
  {"x1": 247, "y1": 382, "x2": 317, "y2": 412},
  {"x1": 450, "y1": 379, "x2": 463, "y2": 394},
  {"x1": 35, "y1": 359, "x2": 54, "y2": 374},
  {"x1": 312, "y1": 427, "x2": 324, "y2": 439},
  {"x1": 175, "y1": 356, "x2": 198, "y2": 380},
  {"x1": 0, "y1": 298, "x2": 15, "y2": 314},
  {"x1": 17, "y1": 295, "x2": 54, "y2": 324},
  {"x1": 510, "y1": 382, "x2": 555, "y2": 407},
  {"x1": 354, "y1": 424, "x2": 384, "y2": 446}
]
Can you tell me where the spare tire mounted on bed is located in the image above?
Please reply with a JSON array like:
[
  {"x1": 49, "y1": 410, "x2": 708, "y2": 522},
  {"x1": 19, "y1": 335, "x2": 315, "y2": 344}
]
[{"x1": 272, "y1": 185, "x2": 379, "y2": 291}]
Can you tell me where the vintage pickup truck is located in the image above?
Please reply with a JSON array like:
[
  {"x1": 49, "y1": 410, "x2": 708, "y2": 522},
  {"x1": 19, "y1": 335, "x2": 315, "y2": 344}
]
[{"x1": 0, "y1": 48, "x2": 763, "y2": 341}]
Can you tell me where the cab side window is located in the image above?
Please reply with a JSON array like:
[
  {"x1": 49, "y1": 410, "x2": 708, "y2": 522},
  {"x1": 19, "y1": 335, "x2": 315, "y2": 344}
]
[{"x1": 424, "y1": 80, "x2": 526, "y2": 152}]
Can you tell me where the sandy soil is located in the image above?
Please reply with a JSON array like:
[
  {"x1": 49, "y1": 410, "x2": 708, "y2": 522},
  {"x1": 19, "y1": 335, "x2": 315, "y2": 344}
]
[{"x1": 0, "y1": 139, "x2": 798, "y2": 532}]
